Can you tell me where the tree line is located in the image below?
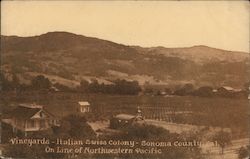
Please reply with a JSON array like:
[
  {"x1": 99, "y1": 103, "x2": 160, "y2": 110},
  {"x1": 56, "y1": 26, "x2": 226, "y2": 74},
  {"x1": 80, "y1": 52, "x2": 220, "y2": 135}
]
[
  {"x1": 144, "y1": 83, "x2": 249, "y2": 98},
  {"x1": 1, "y1": 73, "x2": 248, "y2": 98},
  {"x1": 78, "y1": 79, "x2": 141, "y2": 95},
  {"x1": 0, "y1": 73, "x2": 141, "y2": 95},
  {"x1": 0, "y1": 73, "x2": 52, "y2": 91}
]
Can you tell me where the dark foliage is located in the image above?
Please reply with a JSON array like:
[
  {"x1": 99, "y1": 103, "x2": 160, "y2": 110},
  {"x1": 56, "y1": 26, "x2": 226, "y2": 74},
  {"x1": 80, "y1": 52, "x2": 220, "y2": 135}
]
[
  {"x1": 173, "y1": 84, "x2": 194, "y2": 96},
  {"x1": 211, "y1": 131, "x2": 232, "y2": 154},
  {"x1": 192, "y1": 86, "x2": 213, "y2": 97},
  {"x1": 52, "y1": 114, "x2": 96, "y2": 139},
  {"x1": 78, "y1": 79, "x2": 141, "y2": 95},
  {"x1": 238, "y1": 145, "x2": 250, "y2": 159},
  {"x1": 31, "y1": 75, "x2": 51, "y2": 90}
]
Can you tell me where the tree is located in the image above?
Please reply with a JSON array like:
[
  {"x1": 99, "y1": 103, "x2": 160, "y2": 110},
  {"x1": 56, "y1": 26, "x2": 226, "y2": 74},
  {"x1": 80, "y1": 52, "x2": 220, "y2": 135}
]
[
  {"x1": 174, "y1": 83, "x2": 194, "y2": 96},
  {"x1": 113, "y1": 79, "x2": 141, "y2": 95},
  {"x1": 212, "y1": 131, "x2": 232, "y2": 154},
  {"x1": 144, "y1": 87, "x2": 154, "y2": 95},
  {"x1": 12, "y1": 74, "x2": 20, "y2": 90},
  {"x1": 0, "y1": 72, "x2": 13, "y2": 91},
  {"x1": 88, "y1": 79, "x2": 99, "y2": 93},
  {"x1": 31, "y1": 75, "x2": 51, "y2": 90},
  {"x1": 164, "y1": 88, "x2": 172, "y2": 95},
  {"x1": 192, "y1": 86, "x2": 213, "y2": 97},
  {"x1": 79, "y1": 79, "x2": 89, "y2": 92},
  {"x1": 238, "y1": 146, "x2": 250, "y2": 159},
  {"x1": 53, "y1": 114, "x2": 96, "y2": 139}
]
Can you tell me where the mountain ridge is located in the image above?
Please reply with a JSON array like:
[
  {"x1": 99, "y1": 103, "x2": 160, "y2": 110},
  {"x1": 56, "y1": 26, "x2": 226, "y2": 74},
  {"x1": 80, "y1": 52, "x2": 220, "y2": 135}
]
[
  {"x1": 1, "y1": 31, "x2": 249, "y2": 89},
  {"x1": 2, "y1": 31, "x2": 249, "y2": 54}
]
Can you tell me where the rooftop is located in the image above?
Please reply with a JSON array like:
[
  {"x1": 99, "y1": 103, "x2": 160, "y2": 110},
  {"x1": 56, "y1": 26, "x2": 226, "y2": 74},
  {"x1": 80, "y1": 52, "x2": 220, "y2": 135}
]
[
  {"x1": 114, "y1": 114, "x2": 135, "y2": 120},
  {"x1": 78, "y1": 101, "x2": 90, "y2": 106},
  {"x1": 8, "y1": 106, "x2": 41, "y2": 119},
  {"x1": 5, "y1": 104, "x2": 55, "y2": 119},
  {"x1": 19, "y1": 103, "x2": 43, "y2": 109}
]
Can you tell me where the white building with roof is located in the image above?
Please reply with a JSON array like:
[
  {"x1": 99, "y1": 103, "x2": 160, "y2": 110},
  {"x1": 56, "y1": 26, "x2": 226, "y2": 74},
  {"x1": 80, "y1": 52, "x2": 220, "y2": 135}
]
[{"x1": 78, "y1": 101, "x2": 91, "y2": 113}]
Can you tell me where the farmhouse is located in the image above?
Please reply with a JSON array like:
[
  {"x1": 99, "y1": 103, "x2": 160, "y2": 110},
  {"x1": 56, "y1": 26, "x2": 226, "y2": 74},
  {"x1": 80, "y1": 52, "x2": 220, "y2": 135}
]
[
  {"x1": 216, "y1": 86, "x2": 246, "y2": 98},
  {"x1": 217, "y1": 86, "x2": 242, "y2": 93},
  {"x1": 110, "y1": 107, "x2": 145, "y2": 129},
  {"x1": 3, "y1": 104, "x2": 59, "y2": 135},
  {"x1": 78, "y1": 101, "x2": 91, "y2": 113}
]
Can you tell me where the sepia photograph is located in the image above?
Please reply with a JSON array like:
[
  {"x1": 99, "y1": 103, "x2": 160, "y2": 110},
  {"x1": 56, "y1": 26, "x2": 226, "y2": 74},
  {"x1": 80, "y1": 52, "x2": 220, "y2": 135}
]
[{"x1": 0, "y1": 1, "x2": 249, "y2": 159}]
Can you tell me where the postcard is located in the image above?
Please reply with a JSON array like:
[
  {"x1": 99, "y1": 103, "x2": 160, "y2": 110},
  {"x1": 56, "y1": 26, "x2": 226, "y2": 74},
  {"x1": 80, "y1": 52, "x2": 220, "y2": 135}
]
[{"x1": 0, "y1": 1, "x2": 249, "y2": 159}]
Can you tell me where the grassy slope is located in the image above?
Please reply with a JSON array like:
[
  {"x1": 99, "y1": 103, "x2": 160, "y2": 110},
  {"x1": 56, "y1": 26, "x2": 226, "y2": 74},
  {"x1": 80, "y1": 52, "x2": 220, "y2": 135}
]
[{"x1": 1, "y1": 32, "x2": 249, "y2": 88}]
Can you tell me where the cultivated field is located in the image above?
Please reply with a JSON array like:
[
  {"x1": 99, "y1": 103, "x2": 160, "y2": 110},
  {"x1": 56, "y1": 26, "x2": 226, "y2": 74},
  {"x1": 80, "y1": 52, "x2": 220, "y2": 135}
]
[{"x1": 1, "y1": 91, "x2": 248, "y2": 139}]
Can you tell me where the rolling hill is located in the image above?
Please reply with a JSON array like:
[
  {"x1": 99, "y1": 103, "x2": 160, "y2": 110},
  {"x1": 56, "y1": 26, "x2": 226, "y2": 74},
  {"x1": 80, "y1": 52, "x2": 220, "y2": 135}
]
[{"x1": 1, "y1": 31, "x2": 249, "y2": 88}]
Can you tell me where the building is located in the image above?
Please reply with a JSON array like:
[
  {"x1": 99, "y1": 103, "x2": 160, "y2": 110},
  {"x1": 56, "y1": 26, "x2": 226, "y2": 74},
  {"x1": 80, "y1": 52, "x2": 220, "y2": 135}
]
[
  {"x1": 78, "y1": 101, "x2": 91, "y2": 113},
  {"x1": 216, "y1": 86, "x2": 246, "y2": 98},
  {"x1": 110, "y1": 107, "x2": 145, "y2": 129},
  {"x1": 217, "y1": 86, "x2": 242, "y2": 93},
  {"x1": 3, "y1": 104, "x2": 59, "y2": 135}
]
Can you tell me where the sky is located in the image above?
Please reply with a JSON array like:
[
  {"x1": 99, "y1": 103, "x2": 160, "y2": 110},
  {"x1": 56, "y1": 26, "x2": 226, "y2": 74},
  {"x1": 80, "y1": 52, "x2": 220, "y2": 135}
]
[{"x1": 1, "y1": 1, "x2": 249, "y2": 52}]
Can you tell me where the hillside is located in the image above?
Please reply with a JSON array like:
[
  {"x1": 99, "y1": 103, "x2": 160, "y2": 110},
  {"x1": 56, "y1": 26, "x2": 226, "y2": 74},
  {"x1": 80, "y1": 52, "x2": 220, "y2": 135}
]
[
  {"x1": 1, "y1": 32, "x2": 249, "y2": 88},
  {"x1": 133, "y1": 45, "x2": 248, "y2": 64}
]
